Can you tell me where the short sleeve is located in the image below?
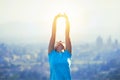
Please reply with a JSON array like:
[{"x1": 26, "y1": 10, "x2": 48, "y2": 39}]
[
  {"x1": 64, "y1": 50, "x2": 72, "y2": 57},
  {"x1": 48, "y1": 50, "x2": 55, "y2": 56}
]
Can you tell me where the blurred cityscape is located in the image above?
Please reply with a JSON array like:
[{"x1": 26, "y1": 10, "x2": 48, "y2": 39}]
[{"x1": 0, "y1": 36, "x2": 120, "y2": 80}]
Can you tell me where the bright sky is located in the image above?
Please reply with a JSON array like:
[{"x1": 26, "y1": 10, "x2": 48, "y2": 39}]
[{"x1": 0, "y1": 0, "x2": 120, "y2": 44}]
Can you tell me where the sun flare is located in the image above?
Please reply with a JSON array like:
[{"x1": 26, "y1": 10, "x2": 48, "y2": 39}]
[{"x1": 56, "y1": 17, "x2": 66, "y2": 41}]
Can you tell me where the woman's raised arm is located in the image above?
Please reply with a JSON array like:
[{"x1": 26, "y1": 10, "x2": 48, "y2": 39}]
[
  {"x1": 48, "y1": 14, "x2": 60, "y2": 53},
  {"x1": 64, "y1": 14, "x2": 72, "y2": 53}
]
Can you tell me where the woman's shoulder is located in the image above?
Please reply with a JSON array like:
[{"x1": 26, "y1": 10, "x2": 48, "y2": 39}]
[
  {"x1": 64, "y1": 49, "x2": 71, "y2": 53},
  {"x1": 48, "y1": 49, "x2": 56, "y2": 55},
  {"x1": 64, "y1": 49, "x2": 72, "y2": 56}
]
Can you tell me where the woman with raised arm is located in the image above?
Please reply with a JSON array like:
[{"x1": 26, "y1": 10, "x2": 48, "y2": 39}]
[{"x1": 48, "y1": 13, "x2": 72, "y2": 80}]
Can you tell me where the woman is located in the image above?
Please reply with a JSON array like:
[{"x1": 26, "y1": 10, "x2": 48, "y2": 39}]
[{"x1": 48, "y1": 13, "x2": 72, "y2": 80}]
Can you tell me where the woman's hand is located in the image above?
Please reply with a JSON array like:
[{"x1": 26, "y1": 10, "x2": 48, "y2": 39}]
[{"x1": 54, "y1": 13, "x2": 62, "y2": 20}]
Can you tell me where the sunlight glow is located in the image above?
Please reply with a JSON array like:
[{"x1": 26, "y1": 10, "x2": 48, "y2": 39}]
[
  {"x1": 56, "y1": 17, "x2": 66, "y2": 41},
  {"x1": 45, "y1": 1, "x2": 80, "y2": 41},
  {"x1": 1, "y1": 0, "x2": 119, "y2": 43}
]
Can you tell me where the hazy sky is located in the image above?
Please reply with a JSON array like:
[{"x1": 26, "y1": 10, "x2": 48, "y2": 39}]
[{"x1": 0, "y1": 0, "x2": 120, "y2": 44}]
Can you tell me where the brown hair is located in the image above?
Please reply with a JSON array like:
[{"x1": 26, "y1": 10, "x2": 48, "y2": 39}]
[{"x1": 54, "y1": 41, "x2": 65, "y2": 50}]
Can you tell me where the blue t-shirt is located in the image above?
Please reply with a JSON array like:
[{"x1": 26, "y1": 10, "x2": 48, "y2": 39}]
[{"x1": 48, "y1": 50, "x2": 72, "y2": 80}]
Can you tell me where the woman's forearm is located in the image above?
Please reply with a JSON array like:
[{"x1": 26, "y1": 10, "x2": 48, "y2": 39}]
[
  {"x1": 48, "y1": 16, "x2": 57, "y2": 53},
  {"x1": 65, "y1": 15, "x2": 72, "y2": 53}
]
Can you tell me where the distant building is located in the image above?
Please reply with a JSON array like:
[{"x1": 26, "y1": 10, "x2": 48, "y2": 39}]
[
  {"x1": 106, "y1": 36, "x2": 112, "y2": 46},
  {"x1": 113, "y1": 39, "x2": 119, "y2": 49},
  {"x1": 96, "y1": 36, "x2": 103, "y2": 47}
]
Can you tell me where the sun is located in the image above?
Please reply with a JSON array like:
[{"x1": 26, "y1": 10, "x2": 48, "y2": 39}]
[
  {"x1": 48, "y1": 2, "x2": 78, "y2": 41},
  {"x1": 36, "y1": 0, "x2": 81, "y2": 42},
  {"x1": 56, "y1": 17, "x2": 66, "y2": 41}
]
